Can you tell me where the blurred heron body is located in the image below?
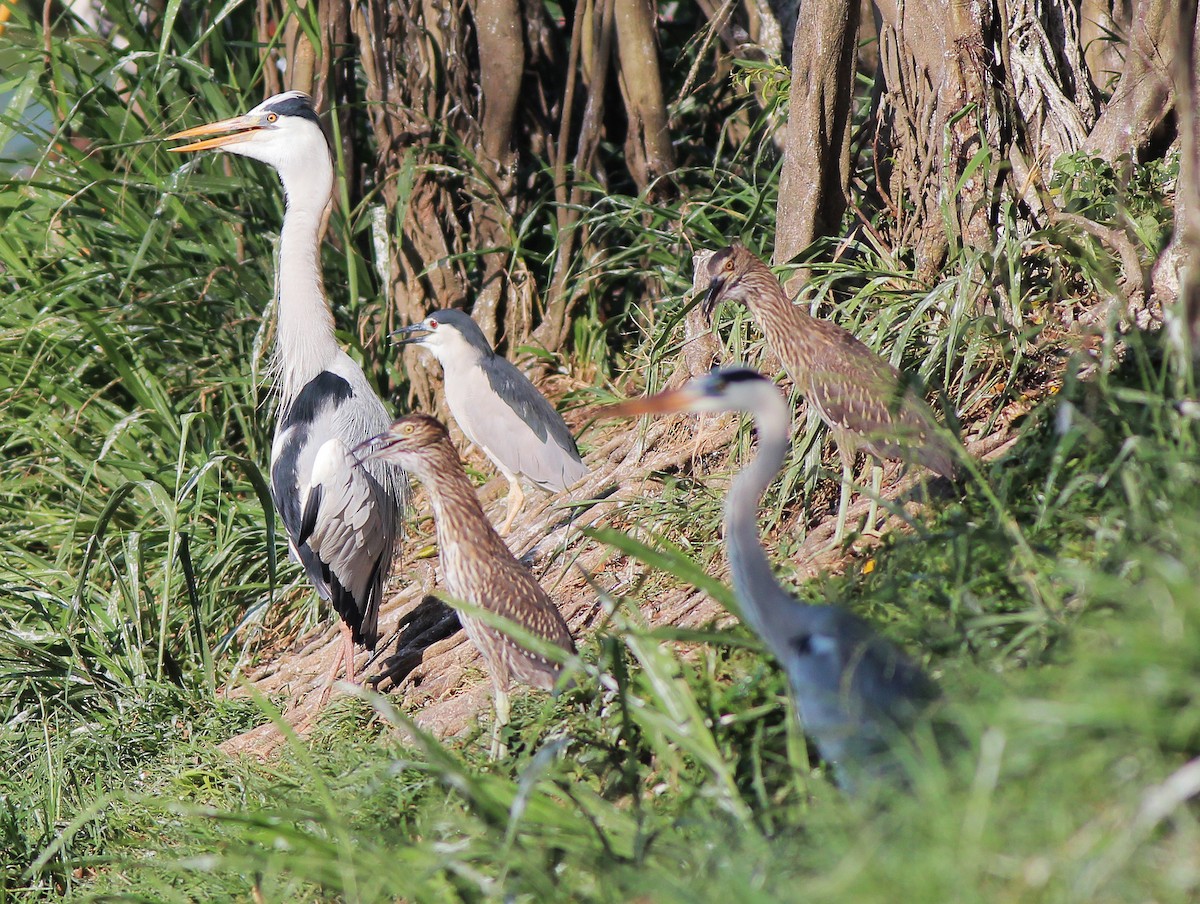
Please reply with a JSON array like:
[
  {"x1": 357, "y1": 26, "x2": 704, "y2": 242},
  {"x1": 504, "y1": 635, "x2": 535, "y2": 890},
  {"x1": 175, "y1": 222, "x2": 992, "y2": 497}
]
[
  {"x1": 167, "y1": 92, "x2": 407, "y2": 685},
  {"x1": 395, "y1": 309, "x2": 588, "y2": 534},
  {"x1": 357, "y1": 414, "x2": 574, "y2": 756},
  {"x1": 610, "y1": 369, "x2": 939, "y2": 788},
  {"x1": 703, "y1": 243, "x2": 957, "y2": 540}
]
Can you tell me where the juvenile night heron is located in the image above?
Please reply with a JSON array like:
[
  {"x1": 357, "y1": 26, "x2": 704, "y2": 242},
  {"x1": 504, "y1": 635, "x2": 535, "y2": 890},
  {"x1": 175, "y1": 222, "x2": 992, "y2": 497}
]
[
  {"x1": 356, "y1": 413, "x2": 575, "y2": 756},
  {"x1": 610, "y1": 369, "x2": 939, "y2": 789},
  {"x1": 703, "y1": 243, "x2": 958, "y2": 541},
  {"x1": 394, "y1": 309, "x2": 588, "y2": 534},
  {"x1": 165, "y1": 92, "x2": 408, "y2": 689}
]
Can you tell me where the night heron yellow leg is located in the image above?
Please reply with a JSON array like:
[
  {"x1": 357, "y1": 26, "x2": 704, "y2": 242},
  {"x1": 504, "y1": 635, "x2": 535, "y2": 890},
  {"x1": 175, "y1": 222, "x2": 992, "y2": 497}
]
[
  {"x1": 863, "y1": 464, "x2": 883, "y2": 536},
  {"x1": 832, "y1": 448, "x2": 855, "y2": 545},
  {"x1": 490, "y1": 684, "x2": 511, "y2": 760},
  {"x1": 499, "y1": 476, "x2": 525, "y2": 536}
]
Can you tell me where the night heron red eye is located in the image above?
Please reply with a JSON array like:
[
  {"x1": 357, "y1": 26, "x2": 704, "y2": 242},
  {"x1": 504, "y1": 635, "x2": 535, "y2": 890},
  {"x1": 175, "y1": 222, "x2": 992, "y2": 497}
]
[{"x1": 397, "y1": 308, "x2": 589, "y2": 536}]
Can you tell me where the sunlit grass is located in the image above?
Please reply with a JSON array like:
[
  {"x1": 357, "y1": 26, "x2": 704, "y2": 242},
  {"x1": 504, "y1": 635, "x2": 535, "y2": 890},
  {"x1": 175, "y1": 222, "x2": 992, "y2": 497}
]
[{"x1": 1, "y1": 0, "x2": 1196, "y2": 901}]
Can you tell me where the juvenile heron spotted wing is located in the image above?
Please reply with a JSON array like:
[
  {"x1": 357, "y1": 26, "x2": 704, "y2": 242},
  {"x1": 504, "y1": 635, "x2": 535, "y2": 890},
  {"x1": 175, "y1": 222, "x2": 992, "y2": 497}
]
[
  {"x1": 703, "y1": 243, "x2": 958, "y2": 540},
  {"x1": 356, "y1": 414, "x2": 574, "y2": 756},
  {"x1": 165, "y1": 93, "x2": 408, "y2": 687},
  {"x1": 395, "y1": 309, "x2": 588, "y2": 534},
  {"x1": 608, "y1": 369, "x2": 939, "y2": 789}
]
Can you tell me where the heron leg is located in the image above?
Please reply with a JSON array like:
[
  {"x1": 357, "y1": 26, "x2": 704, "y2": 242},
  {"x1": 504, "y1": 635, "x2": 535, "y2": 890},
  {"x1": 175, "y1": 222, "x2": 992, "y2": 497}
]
[
  {"x1": 490, "y1": 685, "x2": 511, "y2": 760},
  {"x1": 342, "y1": 621, "x2": 357, "y2": 686},
  {"x1": 863, "y1": 464, "x2": 883, "y2": 536},
  {"x1": 832, "y1": 449, "x2": 854, "y2": 546},
  {"x1": 312, "y1": 621, "x2": 355, "y2": 715},
  {"x1": 499, "y1": 477, "x2": 525, "y2": 536}
]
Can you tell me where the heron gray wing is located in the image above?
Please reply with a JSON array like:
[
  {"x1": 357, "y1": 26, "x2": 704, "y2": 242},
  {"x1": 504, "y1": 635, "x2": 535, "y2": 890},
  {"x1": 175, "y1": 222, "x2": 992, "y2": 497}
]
[
  {"x1": 297, "y1": 437, "x2": 394, "y2": 648},
  {"x1": 779, "y1": 605, "x2": 938, "y2": 776},
  {"x1": 271, "y1": 367, "x2": 399, "y2": 648},
  {"x1": 474, "y1": 356, "x2": 589, "y2": 490}
]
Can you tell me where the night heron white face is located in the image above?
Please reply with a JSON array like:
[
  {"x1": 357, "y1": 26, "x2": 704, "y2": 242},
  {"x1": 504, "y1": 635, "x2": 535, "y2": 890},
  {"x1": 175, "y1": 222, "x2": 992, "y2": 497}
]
[{"x1": 393, "y1": 309, "x2": 589, "y2": 535}]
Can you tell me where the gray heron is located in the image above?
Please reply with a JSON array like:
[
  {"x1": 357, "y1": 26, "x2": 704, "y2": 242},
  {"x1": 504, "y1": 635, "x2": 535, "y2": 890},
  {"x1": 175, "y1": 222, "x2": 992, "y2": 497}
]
[
  {"x1": 355, "y1": 413, "x2": 575, "y2": 757},
  {"x1": 166, "y1": 92, "x2": 408, "y2": 689},
  {"x1": 609, "y1": 368, "x2": 940, "y2": 789},
  {"x1": 703, "y1": 243, "x2": 958, "y2": 541},
  {"x1": 394, "y1": 309, "x2": 588, "y2": 534}
]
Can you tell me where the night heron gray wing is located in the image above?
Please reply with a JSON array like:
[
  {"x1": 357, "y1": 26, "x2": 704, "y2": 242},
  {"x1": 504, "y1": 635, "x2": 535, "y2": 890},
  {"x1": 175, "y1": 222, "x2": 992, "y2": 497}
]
[
  {"x1": 396, "y1": 309, "x2": 588, "y2": 534},
  {"x1": 166, "y1": 92, "x2": 408, "y2": 690},
  {"x1": 474, "y1": 356, "x2": 589, "y2": 491},
  {"x1": 607, "y1": 368, "x2": 939, "y2": 789}
]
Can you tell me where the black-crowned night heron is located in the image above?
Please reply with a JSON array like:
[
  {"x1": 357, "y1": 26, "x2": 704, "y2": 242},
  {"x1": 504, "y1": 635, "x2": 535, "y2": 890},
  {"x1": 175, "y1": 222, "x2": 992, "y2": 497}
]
[
  {"x1": 609, "y1": 368, "x2": 939, "y2": 789},
  {"x1": 355, "y1": 413, "x2": 575, "y2": 756},
  {"x1": 166, "y1": 92, "x2": 408, "y2": 689},
  {"x1": 394, "y1": 309, "x2": 588, "y2": 535},
  {"x1": 703, "y1": 243, "x2": 958, "y2": 541}
]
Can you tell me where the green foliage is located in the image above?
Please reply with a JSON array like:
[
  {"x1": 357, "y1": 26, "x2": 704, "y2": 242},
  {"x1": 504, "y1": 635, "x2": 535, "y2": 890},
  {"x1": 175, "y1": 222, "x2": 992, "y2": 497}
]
[{"x1": 0, "y1": 0, "x2": 1194, "y2": 901}]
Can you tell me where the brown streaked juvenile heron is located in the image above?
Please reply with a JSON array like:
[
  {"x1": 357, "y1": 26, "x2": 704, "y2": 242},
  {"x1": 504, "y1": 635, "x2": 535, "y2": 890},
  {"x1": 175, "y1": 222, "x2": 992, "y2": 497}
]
[
  {"x1": 609, "y1": 369, "x2": 939, "y2": 790},
  {"x1": 394, "y1": 310, "x2": 589, "y2": 535},
  {"x1": 165, "y1": 92, "x2": 408, "y2": 691},
  {"x1": 703, "y1": 243, "x2": 958, "y2": 541},
  {"x1": 355, "y1": 413, "x2": 575, "y2": 757}
]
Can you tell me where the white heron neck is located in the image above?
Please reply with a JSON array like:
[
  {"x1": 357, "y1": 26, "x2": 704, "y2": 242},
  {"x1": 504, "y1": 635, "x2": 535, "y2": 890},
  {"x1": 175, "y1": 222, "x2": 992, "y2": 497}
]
[{"x1": 274, "y1": 163, "x2": 339, "y2": 403}]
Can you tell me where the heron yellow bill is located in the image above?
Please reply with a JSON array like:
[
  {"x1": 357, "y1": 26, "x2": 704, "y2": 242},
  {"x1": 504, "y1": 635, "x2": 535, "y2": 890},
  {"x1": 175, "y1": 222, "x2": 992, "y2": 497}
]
[
  {"x1": 604, "y1": 386, "x2": 704, "y2": 418},
  {"x1": 164, "y1": 114, "x2": 266, "y2": 153}
]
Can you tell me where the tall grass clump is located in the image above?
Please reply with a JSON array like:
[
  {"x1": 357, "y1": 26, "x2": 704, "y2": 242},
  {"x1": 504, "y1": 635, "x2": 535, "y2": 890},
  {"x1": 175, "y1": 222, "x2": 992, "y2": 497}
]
[{"x1": 1, "y1": 0, "x2": 1197, "y2": 901}]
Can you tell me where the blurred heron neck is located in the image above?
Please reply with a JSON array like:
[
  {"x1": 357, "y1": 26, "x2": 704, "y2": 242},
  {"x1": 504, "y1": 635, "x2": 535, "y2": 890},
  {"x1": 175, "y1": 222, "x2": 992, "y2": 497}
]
[
  {"x1": 275, "y1": 174, "x2": 339, "y2": 401},
  {"x1": 724, "y1": 392, "x2": 792, "y2": 648}
]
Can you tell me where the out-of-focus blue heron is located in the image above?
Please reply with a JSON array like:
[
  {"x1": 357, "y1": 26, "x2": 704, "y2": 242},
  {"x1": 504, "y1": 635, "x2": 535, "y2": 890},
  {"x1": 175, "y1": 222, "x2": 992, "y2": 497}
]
[
  {"x1": 166, "y1": 92, "x2": 408, "y2": 689},
  {"x1": 355, "y1": 413, "x2": 574, "y2": 757},
  {"x1": 610, "y1": 368, "x2": 939, "y2": 789},
  {"x1": 703, "y1": 244, "x2": 959, "y2": 541},
  {"x1": 394, "y1": 309, "x2": 588, "y2": 534}
]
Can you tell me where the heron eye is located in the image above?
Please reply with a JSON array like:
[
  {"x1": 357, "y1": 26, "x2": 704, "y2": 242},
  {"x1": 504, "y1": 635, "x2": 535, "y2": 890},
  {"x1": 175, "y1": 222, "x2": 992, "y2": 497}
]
[
  {"x1": 791, "y1": 634, "x2": 814, "y2": 656},
  {"x1": 723, "y1": 258, "x2": 734, "y2": 272},
  {"x1": 428, "y1": 319, "x2": 438, "y2": 329},
  {"x1": 266, "y1": 112, "x2": 278, "y2": 123},
  {"x1": 402, "y1": 424, "x2": 414, "y2": 435}
]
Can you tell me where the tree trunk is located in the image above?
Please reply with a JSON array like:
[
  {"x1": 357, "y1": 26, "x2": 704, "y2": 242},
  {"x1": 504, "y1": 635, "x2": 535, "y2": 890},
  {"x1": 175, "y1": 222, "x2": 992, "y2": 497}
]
[
  {"x1": 775, "y1": 0, "x2": 860, "y2": 280},
  {"x1": 1085, "y1": 0, "x2": 1175, "y2": 164},
  {"x1": 1152, "y1": 4, "x2": 1200, "y2": 325},
  {"x1": 615, "y1": 0, "x2": 676, "y2": 195}
]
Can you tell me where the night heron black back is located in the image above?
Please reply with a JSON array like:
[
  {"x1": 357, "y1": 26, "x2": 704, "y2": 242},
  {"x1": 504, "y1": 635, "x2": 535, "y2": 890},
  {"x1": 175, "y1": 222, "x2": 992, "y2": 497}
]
[
  {"x1": 395, "y1": 309, "x2": 588, "y2": 535},
  {"x1": 609, "y1": 369, "x2": 939, "y2": 789},
  {"x1": 704, "y1": 243, "x2": 958, "y2": 541},
  {"x1": 165, "y1": 92, "x2": 408, "y2": 689},
  {"x1": 356, "y1": 413, "x2": 574, "y2": 756}
]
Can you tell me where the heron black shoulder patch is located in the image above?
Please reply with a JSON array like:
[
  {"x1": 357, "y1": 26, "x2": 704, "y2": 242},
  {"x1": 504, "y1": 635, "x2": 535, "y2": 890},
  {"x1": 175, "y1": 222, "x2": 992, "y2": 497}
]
[{"x1": 284, "y1": 372, "x2": 354, "y2": 428}]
